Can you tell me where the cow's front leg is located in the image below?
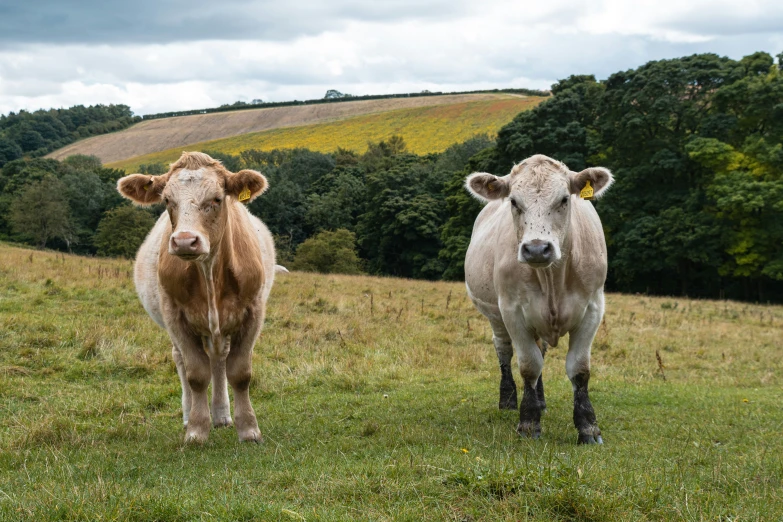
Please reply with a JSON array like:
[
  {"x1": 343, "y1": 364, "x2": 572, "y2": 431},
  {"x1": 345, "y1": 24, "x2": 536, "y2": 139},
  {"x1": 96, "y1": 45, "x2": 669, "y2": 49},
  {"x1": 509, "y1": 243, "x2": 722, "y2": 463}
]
[
  {"x1": 501, "y1": 312, "x2": 545, "y2": 438},
  {"x1": 490, "y1": 319, "x2": 517, "y2": 410},
  {"x1": 206, "y1": 336, "x2": 232, "y2": 428},
  {"x1": 169, "y1": 321, "x2": 212, "y2": 443},
  {"x1": 567, "y1": 296, "x2": 604, "y2": 445},
  {"x1": 226, "y1": 312, "x2": 263, "y2": 443}
]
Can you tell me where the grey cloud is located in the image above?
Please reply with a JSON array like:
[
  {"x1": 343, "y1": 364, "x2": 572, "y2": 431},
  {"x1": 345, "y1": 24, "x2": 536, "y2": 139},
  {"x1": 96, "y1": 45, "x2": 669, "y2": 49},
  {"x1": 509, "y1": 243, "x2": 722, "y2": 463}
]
[{"x1": 0, "y1": 0, "x2": 471, "y2": 46}]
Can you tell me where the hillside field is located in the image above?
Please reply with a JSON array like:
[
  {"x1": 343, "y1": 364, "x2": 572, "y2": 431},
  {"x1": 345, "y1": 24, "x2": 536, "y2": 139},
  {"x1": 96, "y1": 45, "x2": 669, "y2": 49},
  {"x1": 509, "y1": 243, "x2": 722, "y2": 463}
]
[
  {"x1": 0, "y1": 242, "x2": 781, "y2": 520},
  {"x1": 107, "y1": 96, "x2": 542, "y2": 172},
  {"x1": 44, "y1": 93, "x2": 541, "y2": 168}
]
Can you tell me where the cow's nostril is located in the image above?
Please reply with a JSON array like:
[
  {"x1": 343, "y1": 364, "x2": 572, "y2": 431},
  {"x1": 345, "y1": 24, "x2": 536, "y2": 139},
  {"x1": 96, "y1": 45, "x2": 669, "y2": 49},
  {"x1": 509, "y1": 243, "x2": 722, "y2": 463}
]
[
  {"x1": 171, "y1": 233, "x2": 200, "y2": 253},
  {"x1": 521, "y1": 240, "x2": 554, "y2": 263}
]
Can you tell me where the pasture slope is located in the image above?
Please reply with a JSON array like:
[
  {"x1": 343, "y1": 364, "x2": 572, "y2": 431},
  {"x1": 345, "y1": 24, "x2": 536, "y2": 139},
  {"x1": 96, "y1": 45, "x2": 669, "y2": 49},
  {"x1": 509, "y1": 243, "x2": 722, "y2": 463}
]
[
  {"x1": 45, "y1": 93, "x2": 541, "y2": 167},
  {"x1": 108, "y1": 96, "x2": 542, "y2": 173},
  {"x1": 0, "y1": 242, "x2": 781, "y2": 520}
]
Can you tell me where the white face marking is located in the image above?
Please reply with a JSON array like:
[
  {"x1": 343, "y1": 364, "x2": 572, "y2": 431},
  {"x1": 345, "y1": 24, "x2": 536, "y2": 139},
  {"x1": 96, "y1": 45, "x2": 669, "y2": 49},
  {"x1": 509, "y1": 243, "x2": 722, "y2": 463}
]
[
  {"x1": 177, "y1": 169, "x2": 206, "y2": 183},
  {"x1": 508, "y1": 164, "x2": 571, "y2": 266}
]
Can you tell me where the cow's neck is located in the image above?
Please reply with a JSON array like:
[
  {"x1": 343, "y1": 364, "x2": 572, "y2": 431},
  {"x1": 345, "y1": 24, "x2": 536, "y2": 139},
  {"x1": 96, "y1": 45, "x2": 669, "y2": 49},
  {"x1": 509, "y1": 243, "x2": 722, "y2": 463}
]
[
  {"x1": 196, "y1": 215, "x2": 234, "y2": 360},
  {"x1": 197, "y1": 257, "x2": 224, "y2": 358}
]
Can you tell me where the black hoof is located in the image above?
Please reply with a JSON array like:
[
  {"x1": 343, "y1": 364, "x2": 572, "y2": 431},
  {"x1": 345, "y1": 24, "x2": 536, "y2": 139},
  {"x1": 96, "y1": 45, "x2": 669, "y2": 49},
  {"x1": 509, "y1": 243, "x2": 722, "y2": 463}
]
[
  {"x1": 516, "y1": 421, "x2": 541, "y2": 439},
  {"x1": 577, "y1": 431, "x2": 603, "y2": 445}
]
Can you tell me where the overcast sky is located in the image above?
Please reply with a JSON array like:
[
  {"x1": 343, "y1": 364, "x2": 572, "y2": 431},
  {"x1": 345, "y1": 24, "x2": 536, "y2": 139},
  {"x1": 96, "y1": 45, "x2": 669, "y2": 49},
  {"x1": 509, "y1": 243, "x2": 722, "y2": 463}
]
[{"x1": 0, "y1": 0, "x2": 781, "y2": 115}]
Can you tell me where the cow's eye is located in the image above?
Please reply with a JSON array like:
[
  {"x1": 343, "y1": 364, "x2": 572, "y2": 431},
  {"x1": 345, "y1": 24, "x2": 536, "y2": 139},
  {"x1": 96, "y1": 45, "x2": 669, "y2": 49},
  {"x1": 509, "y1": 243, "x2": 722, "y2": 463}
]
[
  {"x1": 561, "y1": 196, "x2": 569, "y2": 206},
  {"x1": 510, "y1": 199, "x2": 518, "y2": 209},
  {"x1": 214, "y1": 197, "x2": 222, "y2": 205},
  {"x1": 163, "y1": 197, "x2": 169, "y2": 205}
]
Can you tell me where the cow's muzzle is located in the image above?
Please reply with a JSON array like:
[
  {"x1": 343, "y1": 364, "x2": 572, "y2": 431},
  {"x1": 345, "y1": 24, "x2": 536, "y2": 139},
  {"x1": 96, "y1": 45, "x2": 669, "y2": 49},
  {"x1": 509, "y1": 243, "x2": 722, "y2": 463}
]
[
  {"x1": 520, "y1": 239, "x2": 555, "y2": 266},
  {"x1": 169, "y1": 231, "x2": 208, "y2": 259}
]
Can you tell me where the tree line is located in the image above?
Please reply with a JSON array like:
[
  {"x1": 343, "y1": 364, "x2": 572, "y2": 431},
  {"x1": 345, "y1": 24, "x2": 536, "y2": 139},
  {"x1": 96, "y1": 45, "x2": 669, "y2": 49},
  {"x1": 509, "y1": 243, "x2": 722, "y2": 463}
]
[
  {"x1": 140, "y1": 88, "x2": 550, "y2": 120},
  {"x1": 0, "y1": 104, "x2": 140, "y2": 167},
  {"x1": 0, "y1": 51, "x2": 781, "y2": 302}
]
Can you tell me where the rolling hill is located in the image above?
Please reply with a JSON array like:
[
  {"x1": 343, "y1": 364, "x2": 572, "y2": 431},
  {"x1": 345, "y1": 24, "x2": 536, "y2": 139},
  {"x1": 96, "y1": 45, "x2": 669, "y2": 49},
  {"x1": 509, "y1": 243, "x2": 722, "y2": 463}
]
[
  {"x1": 47, "y1": 93, "x2": 543, "y2": 168},
  {"x1": 109, "y1": 96, "x2": 542, "y2": 171},
  {"x1": 45, "y1": 93, "x2": 544, "y2": 171}
]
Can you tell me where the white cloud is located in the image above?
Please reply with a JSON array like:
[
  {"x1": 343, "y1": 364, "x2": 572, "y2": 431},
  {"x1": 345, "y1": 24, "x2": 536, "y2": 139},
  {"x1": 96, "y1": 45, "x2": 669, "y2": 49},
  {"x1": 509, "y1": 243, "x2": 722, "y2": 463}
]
[{"x1": 0, "y1": 0, "x2": 780, "y2": 115}]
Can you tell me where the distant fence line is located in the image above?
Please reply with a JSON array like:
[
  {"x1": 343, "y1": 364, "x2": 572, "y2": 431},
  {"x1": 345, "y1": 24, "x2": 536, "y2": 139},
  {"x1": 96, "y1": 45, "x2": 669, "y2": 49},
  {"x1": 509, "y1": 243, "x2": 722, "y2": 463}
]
[{"x1": 140, "y1": 88, "x2": 550, "y2": 121}]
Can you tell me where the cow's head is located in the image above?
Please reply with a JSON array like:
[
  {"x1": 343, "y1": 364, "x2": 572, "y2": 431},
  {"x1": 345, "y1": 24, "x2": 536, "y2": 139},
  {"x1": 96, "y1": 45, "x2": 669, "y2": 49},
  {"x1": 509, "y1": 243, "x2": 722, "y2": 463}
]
[
  {"x1": 465, "y1": 155, "x2": 612, "y2": 268},
  {"x1": 117, "y1": 151, "x2": 267, "y2": 261}
]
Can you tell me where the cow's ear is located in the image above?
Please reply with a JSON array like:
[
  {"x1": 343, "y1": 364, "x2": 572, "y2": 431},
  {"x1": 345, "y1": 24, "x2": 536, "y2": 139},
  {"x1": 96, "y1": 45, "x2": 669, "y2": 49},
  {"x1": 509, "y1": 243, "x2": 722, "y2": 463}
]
[
  {"x1": 569, "y1": 167, "x2": 613, "y2": 199},
  {"x1": 117, "y1": 174, "x2": 167, "y2": 205},
  {"x1": 224, "y1": 169, "x2": 268, "y2": 203},
  {"x1": 465, "y1": 172, "x2": 510, "y2": 202}
]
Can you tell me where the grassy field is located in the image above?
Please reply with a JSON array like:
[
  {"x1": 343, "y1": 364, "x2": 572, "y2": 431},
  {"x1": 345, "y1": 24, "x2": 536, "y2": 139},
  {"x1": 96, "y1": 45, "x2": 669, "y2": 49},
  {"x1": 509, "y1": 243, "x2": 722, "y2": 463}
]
[
  {"x1": 108, "y1": 97, "x2": 543, "y2": 173},
  {"x1": 0, "y1": 242, "x2": 781, "y2": 520},
  {"x1": 47, "y1": 93, "x2": 540, "y2": 166}
]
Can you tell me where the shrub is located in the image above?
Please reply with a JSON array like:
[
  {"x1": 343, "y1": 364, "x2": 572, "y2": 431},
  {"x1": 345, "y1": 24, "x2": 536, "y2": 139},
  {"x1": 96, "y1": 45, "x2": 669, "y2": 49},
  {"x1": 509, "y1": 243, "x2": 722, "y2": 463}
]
[
  {"x1": 94, "y1": 205, "x2": 156, "y2": 258},
  {"x1": 291, "y1": 229, "x2": 363, "y2": 274}
]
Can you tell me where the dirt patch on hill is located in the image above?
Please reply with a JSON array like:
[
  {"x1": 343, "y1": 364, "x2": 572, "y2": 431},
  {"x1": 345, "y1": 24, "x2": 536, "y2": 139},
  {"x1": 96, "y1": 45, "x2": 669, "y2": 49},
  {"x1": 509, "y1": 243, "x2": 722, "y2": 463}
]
[{"x1": 48, "y1": 93, "x2": 521, "y2": 164}]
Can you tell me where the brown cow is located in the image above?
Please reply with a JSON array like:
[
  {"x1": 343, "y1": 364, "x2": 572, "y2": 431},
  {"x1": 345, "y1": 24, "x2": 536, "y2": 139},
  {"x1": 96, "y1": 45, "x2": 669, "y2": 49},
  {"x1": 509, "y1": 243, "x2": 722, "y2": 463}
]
[{"x1": 117, "y1": 151, "x2": 276, "y2": 443}]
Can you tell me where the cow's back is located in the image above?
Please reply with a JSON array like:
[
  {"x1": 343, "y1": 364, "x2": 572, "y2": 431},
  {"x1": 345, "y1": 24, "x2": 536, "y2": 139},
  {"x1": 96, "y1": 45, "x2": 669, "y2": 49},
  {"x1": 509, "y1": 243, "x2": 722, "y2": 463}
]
[{"x1": 245, "y1": 209, "x2": 276, "y2": 303}]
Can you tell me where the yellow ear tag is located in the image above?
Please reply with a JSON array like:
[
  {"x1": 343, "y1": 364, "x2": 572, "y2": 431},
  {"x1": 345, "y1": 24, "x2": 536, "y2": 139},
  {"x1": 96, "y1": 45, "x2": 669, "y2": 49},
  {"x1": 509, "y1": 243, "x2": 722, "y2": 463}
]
[
  {"x1": 238, "y1": 186, "x2": 251, "y2": 202},
  {"x1": 580, "y1": 180, "x2": 594, "y2": 200}
]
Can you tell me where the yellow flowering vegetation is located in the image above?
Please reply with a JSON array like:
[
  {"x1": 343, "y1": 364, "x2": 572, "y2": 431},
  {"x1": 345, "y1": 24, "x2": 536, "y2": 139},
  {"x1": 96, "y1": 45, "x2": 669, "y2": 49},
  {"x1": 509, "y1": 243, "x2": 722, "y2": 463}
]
[{"x1": 109, "y1": 96, "x2": 544, "y2": 172}]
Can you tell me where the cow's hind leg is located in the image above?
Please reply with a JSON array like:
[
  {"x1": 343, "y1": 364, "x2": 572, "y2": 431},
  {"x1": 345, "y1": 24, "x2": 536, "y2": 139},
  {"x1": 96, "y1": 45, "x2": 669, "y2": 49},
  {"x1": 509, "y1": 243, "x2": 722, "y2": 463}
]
[
  {"x1": 490, "y1": 319, "x2": 517, "y2": 410},
  {"x1": 567, "y1": 296, "x2": 604, "y2": 445},
  {"x1": 172, "y1": 344, "x2": 192, "y2": 428},
  {"x1": 227, "y1": 313, "x2": 263, "y2": 443}
]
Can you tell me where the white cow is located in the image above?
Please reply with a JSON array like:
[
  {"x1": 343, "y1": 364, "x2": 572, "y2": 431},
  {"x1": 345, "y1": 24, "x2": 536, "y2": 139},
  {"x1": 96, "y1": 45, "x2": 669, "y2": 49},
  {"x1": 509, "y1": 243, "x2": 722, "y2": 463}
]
[{"x1": 464, "y1": 154, "x2": 613, "y2": 444}]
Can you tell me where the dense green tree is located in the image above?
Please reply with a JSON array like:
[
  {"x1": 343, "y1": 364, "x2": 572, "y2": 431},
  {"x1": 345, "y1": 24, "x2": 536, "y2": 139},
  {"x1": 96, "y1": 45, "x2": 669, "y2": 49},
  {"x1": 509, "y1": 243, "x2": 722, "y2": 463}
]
[
  {"x1": 357, "y1": 157, "x2": 446, "y2": 279},
  {"x1": 9, "y1": 176, "x2": 73, "y2": 249},
  {"x1": 94, "y1": 205, "x2": 156, "y2": 258},
  {"x1": 439, "y1": 147, "x2": 497, "y2": 280},
  {"x1": 0, "y1": 104, "x2": 140, "y2": 166},
  {"x1": 0, "y1": 139, "x2": 22, "y2": 165},
  {"x1": 305, "y1": 166, "x2": 366, "y2": 232},
  {"x1": 246, "y1": 148, "x2": 335, "y2": 245},
  {"x1": 291, "y1": 229, "x2": 363, "y2": 274},
  {"x1": 598, "y1": 53, "x2": 776, "y2": 297},
  {"x1": 494, "y1": 75, "x2": 604, "y2": 173}
]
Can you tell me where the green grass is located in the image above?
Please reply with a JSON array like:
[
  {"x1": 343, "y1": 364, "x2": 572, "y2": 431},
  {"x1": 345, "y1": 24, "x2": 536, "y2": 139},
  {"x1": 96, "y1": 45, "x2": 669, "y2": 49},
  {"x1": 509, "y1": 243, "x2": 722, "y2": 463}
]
[
  {"x1": 0, "y1": 242, "x2": 781, "y2": 520},
  {"x1": 108, "y1": 97, "x2": 543, "y2": 173}
]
